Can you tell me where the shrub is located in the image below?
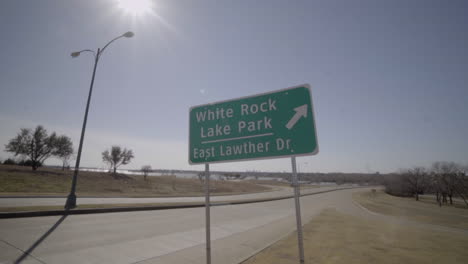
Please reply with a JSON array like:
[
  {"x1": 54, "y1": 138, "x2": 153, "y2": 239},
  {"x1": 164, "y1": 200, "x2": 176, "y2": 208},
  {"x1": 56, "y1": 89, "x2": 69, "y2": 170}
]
[
  {"x1": 18, "y1": 159, "x2": 42, "y2": 168},
  {"x1": 3, "y1": 158, "x2": 17, "y2": 165}
]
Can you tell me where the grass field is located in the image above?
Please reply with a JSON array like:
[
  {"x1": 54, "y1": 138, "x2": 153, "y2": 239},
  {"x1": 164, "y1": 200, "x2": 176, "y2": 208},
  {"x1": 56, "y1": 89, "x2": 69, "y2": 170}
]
[
  {"x1": 243, "y1": 190, "x2": 468, "y2": 264},
  {"x1": 353, "y1": 190, "x2": 468, "y2": 229},
  {"x1": 0, "y1": 165, "x2": 270, "y2": 197}
]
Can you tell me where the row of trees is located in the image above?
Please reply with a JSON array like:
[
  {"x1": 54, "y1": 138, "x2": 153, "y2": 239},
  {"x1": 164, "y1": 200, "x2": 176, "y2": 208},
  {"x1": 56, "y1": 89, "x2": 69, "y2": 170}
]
[
  {"x1": 4, "y1": 125, "x2": 74, "y2": 170},
  {"x1": 384, "y1": 161, "x2": 468, "y2": 207},
  {"x1": 4, "y1": 126, "x2": 138, "y2": 175}
]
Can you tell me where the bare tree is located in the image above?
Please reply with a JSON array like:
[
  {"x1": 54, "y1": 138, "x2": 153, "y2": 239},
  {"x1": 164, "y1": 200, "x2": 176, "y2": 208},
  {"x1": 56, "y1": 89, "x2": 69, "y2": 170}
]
[
  {"x1": 454, "y1": 167, "x2": 468, "y2": 206},
  {"x1": 141, "y1": 165, "x2": 152, "y2": 181},
  {"x1": 102, "y1": 146, "x2": 134, "y2": 177},
  {"x1": 5, "y1": 126, "x2": 57, "y2": 170},
  {"x1": 432, "y1": 162, "x2": 448, "y2": 206},
  {"x1": 53, "y1": 135, "x2": 74, "y2": 170},
  {"x1": 431, "y1": 161, "x2": 462, "y2": 206},
  {"x1": 403, "y1": 167, "x2": 428, "y2": 201}
]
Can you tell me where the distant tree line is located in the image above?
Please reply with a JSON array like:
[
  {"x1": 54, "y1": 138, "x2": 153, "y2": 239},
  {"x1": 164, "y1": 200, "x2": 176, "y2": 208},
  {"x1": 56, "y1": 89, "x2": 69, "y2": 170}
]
[
  {"x1": 3, "y1": 127, "x2": 138, "y2": 178},
  {"x1": 291, "y1": 172, "x2": 383, "y2": 185},
  {"x1": 2, "y1": 158, "x2": 43, "y2": 167},
  {"x1": 384, "y1": 161, "x2": 468, "y2": 207},
  {"x1": 3, "y1": 125, "x2": 74, "y2": 170},
  {"x1": 281, "y1": 166, "x2": 467, "y2": 208}
]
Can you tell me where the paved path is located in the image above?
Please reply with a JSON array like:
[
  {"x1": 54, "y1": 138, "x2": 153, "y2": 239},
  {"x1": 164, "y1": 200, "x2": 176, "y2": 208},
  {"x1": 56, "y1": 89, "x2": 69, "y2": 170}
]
[
  {"x1": 0, "y1": 187, "x2": 369, "y2": 264},
  {"x1": 4, "y1": 187, "x2": 463, "y2": 264},
  {"x1": 0, "y1": 186, "x2": 344, "y2": 207}
]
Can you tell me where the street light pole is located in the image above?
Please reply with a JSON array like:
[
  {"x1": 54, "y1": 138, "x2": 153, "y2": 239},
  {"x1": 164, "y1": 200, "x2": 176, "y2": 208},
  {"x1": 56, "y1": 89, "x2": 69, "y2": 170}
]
[
  {"x1": 65, "y1": 32, "x2": 134, "y2": 209},
  {"x1": 64, "y1": 49, "x2": 100, "y2": 209}
]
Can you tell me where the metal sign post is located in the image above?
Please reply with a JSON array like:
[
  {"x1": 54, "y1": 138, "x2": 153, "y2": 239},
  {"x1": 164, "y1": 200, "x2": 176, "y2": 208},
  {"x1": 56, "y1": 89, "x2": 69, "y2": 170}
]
[
  {"x1": 189, "y1": 84, "x2": 319, "y2": 264},
  {"x1": 291, "y1": 156, "x2": 305, "y2": 263},
  {"x1": 204, "y1": 163, "x2": 211, "y2": 264}
]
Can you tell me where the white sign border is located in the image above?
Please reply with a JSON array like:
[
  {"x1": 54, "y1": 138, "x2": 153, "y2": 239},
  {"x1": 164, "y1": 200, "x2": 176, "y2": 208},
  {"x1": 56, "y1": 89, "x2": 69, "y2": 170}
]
[{"x1": 188, "y1": 83, "x2": 319, "y2": 165}]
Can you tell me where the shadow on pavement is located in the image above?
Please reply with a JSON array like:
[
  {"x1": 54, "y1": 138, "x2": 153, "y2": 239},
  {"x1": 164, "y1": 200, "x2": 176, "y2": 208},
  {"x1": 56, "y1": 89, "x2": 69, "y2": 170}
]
[{"x1": 14, "y1": 213, "x2": 68, "y2": 264}]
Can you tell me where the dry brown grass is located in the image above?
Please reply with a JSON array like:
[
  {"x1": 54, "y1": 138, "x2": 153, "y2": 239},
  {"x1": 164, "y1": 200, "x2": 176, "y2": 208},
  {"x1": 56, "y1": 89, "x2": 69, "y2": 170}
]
[
  {"x1": 353, "y1": 190, "x2": 468, "y2": 229},
  {"x1": 0, "y1": 165, "x2": 269, "y2": 197},
  {"x1": 243, "y1": 190, "x2": 468, "y2": 264},
  {"x1": 243, "y1": 208, "x2": 468, "y2": 264}
]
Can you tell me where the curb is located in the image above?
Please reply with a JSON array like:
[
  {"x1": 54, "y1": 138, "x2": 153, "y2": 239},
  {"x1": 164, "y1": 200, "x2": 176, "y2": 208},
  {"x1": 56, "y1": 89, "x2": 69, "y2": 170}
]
[{"x1": 0, "y1": 187, "x2": 365, "y2": 219}]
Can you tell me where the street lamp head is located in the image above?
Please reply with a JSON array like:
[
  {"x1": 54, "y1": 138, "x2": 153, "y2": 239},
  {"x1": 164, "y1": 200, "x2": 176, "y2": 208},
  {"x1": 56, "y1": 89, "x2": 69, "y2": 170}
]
[
  {"x1": 71, "y1": 51, "x2": 81, "y2": 58},
  {"x1": 123, "y1": 31, "x2": 135, "y2": 38}
]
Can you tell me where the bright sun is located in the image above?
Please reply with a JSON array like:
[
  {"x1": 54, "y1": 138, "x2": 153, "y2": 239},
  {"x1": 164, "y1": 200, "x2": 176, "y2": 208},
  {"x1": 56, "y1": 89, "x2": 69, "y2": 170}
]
[{"x1": 117, "y1": 0, "x2": 153, "y2": 16}]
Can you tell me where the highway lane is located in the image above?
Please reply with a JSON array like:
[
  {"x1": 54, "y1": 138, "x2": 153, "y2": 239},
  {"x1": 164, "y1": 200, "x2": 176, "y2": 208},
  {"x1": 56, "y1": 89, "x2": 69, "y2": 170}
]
[
  {"x1": 0, "y1": 188, "x2": 370, "y2": 264},
  {"x1": 0, "y1": 186, "x2": 347, "y2": 207}
]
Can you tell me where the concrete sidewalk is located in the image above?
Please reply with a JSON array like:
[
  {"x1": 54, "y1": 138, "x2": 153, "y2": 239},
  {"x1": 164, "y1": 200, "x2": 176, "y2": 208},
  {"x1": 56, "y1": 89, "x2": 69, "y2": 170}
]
[{"x1": 0, "y1": 188, "x2": 371, "y2": 264}]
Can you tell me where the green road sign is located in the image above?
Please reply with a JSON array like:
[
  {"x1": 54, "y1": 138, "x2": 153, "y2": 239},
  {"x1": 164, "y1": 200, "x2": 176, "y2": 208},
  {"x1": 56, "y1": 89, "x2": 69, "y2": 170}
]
[{"x1": 189, "y1": 84, "x2": 318, "y2": 164}]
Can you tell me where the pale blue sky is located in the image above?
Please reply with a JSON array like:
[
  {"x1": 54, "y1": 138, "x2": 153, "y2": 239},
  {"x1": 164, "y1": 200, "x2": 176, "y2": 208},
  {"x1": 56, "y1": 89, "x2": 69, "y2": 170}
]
[{"x1": 0, "y1": 0, "x2": 467, "y2": 173}]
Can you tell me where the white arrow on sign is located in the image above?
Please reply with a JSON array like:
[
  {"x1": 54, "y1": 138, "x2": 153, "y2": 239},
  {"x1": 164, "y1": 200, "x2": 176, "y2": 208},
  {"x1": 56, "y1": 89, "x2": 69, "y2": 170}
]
[{"x1": 286, "y1": 104, "x2": 308, "y2": 130}]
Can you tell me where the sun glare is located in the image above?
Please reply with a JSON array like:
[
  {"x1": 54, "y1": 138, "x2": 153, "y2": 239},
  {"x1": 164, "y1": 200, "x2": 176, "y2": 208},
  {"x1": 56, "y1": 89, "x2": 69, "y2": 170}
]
[{"x1": 117, "y1": 0, "x2": 153, "y2": 16}]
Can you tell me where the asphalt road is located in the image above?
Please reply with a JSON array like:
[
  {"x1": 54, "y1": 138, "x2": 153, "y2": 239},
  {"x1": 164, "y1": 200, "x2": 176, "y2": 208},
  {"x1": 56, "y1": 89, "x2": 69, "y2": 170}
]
[
  {"x1": 0, "y1": 187, "x2": 373, "y2": 264},
  {"x1": 0, "y1": 186, "x2": 346, "y2": 207}
]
